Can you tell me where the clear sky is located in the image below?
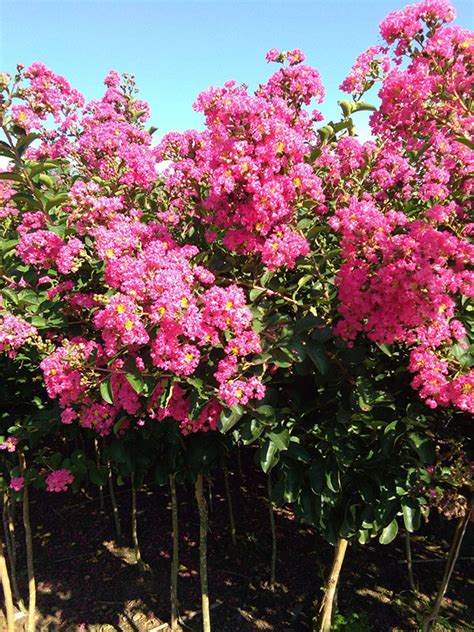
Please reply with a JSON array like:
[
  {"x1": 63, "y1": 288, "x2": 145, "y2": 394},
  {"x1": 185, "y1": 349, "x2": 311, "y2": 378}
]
[{"x1": 1, "y1": 0, "x2": 473, "y2": 140}]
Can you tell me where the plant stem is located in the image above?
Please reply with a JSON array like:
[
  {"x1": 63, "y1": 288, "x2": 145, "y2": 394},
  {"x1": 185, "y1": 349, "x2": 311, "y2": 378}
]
[
  {"x1": 267, "y1": 476, "x2": 277, "y2": 590},
  {"x1": 19, "y1": 451, "x2": 36, "y2": 632},
  {"x1": 422, "y1": 504, "x2": 472, "y2": 632},
  {"x1": 0, "y1": 529, "x2": 14, "y2": 632},
  {"x1": 318, "y1": 538, "x2": 349, "y2": 632},
  {"x1": 107, "y1": 461, "x2": 122, "y2": 540},
  {"x1": 223, "y1": 467, "x2": 237, "y2": 546},
  {"x1": 170, "y1": 474, "x2": 181, "y2": 631},
  {"x1": 131, "y1": 474, "x2": 143, "y2": 572},
  {"x1": 195, "y1": 474, "x2": 211, "y2": 632},
  {"x1": 405, "y1": 531, "x2": 417, "y2": 594}
]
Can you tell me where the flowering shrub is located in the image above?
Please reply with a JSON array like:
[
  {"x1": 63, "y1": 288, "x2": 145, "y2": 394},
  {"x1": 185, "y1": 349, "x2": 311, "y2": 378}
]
[{"x1": 0, "y1": 3, "x2": 472, "y2": 629}]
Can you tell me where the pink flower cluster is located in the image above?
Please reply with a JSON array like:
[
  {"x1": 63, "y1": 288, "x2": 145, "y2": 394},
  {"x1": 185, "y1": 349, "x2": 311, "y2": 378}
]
[
  {"x1": 157, "y1": 50, "x2": 325, "y2": 269},
  {"x1": 149, "y1": 386, "x2": 224, "y2": 435},
  {"x1": 379, "y1": 0, "x2": 455, "y2": 55},
  {"x1": 329, "y1": 0, "x2": 473, "y2": 414},
  {"x1": 0, "y1": 437, "x2": 18, "y2": 452},
  {"x1": 9, "y1": 477, "x2": 24, "y2": 492},
  {"x1": 46, "y1": 468, "x2": 74, "y2": 492},
  {"x1": 0, "y1": 313, "x2": 37, "y2": 357},
  {"x1": 12, "y1": 62, "x2": 84, "y2": 132},
  {"x1": 340, "y1": 46, "x2": 391, "y2": 95}
]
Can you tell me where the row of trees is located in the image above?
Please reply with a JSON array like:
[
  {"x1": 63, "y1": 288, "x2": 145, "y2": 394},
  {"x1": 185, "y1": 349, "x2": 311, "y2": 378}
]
[{"x1": 0, "y1": 0, "x2": 472, "y2": 630}]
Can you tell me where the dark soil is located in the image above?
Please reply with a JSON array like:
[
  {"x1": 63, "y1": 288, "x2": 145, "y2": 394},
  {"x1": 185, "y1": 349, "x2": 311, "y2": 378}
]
[{"x1": 2, "y1": 459, "x2": 473, "y2": 631}]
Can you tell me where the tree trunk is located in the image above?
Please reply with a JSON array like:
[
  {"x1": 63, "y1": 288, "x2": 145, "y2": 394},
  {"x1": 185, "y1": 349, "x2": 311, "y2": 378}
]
[
  {"x1": 0, "y1": 529, "x2": 15, "y2": 632},
  {"x1": 131, "y1": 474, "x2": 143, "y2": 572},
  {"x1": 224, "y1": 467, "x2": 237, "y2": 546},
  {"x1": 94, "y1": 438, "x2": 105, "y2": 513},
  {"x1": 170, "y1": 475, "x2": 181, "y2": 631},
  {"x1": 107, "y1": 461, "x2": 122, "y2": 540},
  {"x1": 422, "y1": 505, "x2": 472, "y2": 632},
  {"x1": 317, "y1": 538, "x2": 349, "y2": 632},
  {"x1": 405, "y1": 531, "x2": 417, "y2": 594},
  {"x1": 195, "y1": 474, "x2": 211, "y2": 632},
  {"x1": 267, "y1": 476, "x2": 277, "y2": 590},
  {"x1": 3, "y1": 492, "x2": 24, "y2": 612},
  {"x1": 19, "y1": 452, "x2": 36, "y2": 632}
]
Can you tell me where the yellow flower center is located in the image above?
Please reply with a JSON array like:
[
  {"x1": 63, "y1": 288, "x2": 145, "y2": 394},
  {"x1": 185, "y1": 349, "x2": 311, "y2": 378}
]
[
  {"x1": 125, "y1": 320, "x2": 134, "y2": 331},
  {"x1": 117, "y1": 303, "x2": 126, "y2": 314}
]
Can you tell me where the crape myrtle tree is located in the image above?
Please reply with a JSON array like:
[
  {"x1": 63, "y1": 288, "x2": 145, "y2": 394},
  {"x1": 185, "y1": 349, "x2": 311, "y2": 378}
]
[{"x1": 0, "y1": 0, "x2": 472, "y2": 630}]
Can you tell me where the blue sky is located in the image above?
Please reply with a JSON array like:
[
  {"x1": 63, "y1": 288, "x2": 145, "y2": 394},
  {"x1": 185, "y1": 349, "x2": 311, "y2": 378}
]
[{"x1": 1, "y1": 0, "x2": 473, "y2": 140}]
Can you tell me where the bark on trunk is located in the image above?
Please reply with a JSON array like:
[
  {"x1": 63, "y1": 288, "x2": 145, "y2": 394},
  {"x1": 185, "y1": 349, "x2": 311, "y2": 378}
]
[
  {"x1": 19, "y1": 452, "x2": 36, "y2": 632},
  {"x1": 317, "y1": 538, "x2": 349, "y2": 632},
  {"x1": 0, "y1": 529, "x2": 15, "y2": 632},
  {"x1": 422, "y1": 505, "x2": 472, "y2": 632},
  {"x1": 195, "y1": 474, "x2": 211, "y2": 632},
  {"x1": 170, "y1": 475, "x2": 181, "y2": 631}
]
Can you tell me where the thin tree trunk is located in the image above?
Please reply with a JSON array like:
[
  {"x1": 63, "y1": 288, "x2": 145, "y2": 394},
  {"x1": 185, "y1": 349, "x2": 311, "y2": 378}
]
[
  {"x1": 223, "y1": 467, "x2": 237, "y2": 546},
  {"x1": 422, "y1": 506, "x2": 472, "y2": 632},
  {"x1": 195, "y1": 474, "x2": 211, "y2": 632},
  {"x1": 19, "y1": 452, "x2": 36, "y2": 632},
  {"x1": 405, "y1": 531, "x2": 417, "y2": 594},
  {"x1": 170, "y1": 475, "x2": 181, "y2": 631},
  {"x1": 0, "y1": 529, "x2": 15, "y2": 632},
  {"x1": 94, "y1": 438, "x2": 105, "y2": 513},
  {"x1": 318, "y1": 538, "x2": 349, "y2": 632},
  {"x1": 267, "y1": 476, "x2": 277, "y2": 590},
  {"x1": 207, "y1": 477, "x2": 213, "y2": 514},
  {"x1": 107, "y1": 461, "x2": 122, "y2": 540},
  {"x1": 131, "y1": 474, "x2": 143, "y2": 572},
  {"x1": 3, "y1": 493, "x2": 25, "y2": 613},
  {"x1": 237, "y1": 447, "x2": 244, "y2": 480}
]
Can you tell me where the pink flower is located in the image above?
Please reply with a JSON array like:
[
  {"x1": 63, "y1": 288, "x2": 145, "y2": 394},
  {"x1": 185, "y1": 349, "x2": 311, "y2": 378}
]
[
  {"x1": 0, "y1": 437, "x2": 18, "y2": 453},
  {"x1": 10, "y1": 477, "x2": 25, "y2": 492},
  {"x1": 46, "y1": 469, "x2": 74, "y2": 492}
]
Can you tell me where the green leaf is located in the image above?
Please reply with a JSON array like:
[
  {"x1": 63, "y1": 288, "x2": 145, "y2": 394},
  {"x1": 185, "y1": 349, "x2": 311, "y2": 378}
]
[
  {"x1": 100, "y1": 377, "x2": 114, "y2": 405},
  {"x1": 309, "y1": 461, "x2": 325, "y2": 494},
  {"x1": 249, "y1": 288, "x2": 265, "y2": 301},
  {"x1": 306, "y1": 341, "x2": 328, "y2": 375},
  {"x1": 379, "y1": 519, "x2": 399, "y2": 545},
  {"x1": 454, "y1": 136, "x2": 474, "y2": 151},
  {"x1": 351, "y1": 101, "x2": 377, "y2": 113},
  {"x1": 283, "y1": 468, "x2": 302, "y2": 503},
  {"x1": 0, "y1": 172, "x2": 22, "y2": 183},
  {"x1": 125, "y1": 372, "x2": 144, "y2": 394},
  {"x1": 16, "y1": 132, "x2": 40, "y2": 156},
  {"x1": 218, "y1": 406, "x2": 243, "y2": 433},
  {"x1": 325, "y1": 466, "x2": 341, "y2": 493},
  {"x1": 408, "y1": 433, "x2": 434, "y2": 465},
  {"x1": 268, "y1": 429, "x2": 290, "y2": 450},
  {"x1": 358, "y1": 529, "x2": 371, "y2": 545},
  {"x1": 240, "y1": 419, "x2": 264, "y2": 445},
  {"x1": 259, "y1": 440, "x2": 280, "y2": 474},
  {"x1": 402, "y1": 500, "x2": 421, "y2": 533},
  {"x1": 45, "y1": 192, "x2": 68, "y2": 212},
  {"x1": 89, "y1": 466, "x2": 108, "y2": 487}
]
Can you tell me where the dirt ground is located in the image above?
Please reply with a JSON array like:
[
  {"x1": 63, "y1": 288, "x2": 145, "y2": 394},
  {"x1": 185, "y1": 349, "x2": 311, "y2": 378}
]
[{"x1": 2, "y1": 460, "x2": 473, "y2": 632}]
